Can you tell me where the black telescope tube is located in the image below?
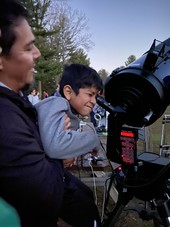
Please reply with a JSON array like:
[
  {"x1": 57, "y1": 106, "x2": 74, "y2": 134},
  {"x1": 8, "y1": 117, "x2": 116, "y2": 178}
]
[{"x1": 104, "y1": 38, "x2": 170, "y2": 127}]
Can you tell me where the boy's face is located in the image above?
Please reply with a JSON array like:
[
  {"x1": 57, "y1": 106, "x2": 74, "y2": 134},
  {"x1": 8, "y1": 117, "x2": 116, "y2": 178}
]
[
  {"x1": 64, "y1": 86, "x2": 99, "y2": 116},
  {"x1": 0, "y1": 19, "x2": 40, "y2": 92}
]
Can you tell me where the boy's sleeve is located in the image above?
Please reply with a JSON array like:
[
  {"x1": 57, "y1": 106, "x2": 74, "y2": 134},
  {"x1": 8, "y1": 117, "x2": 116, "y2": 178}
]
[{"x1": 35, "y1": 97, "x2": 101, "y2": 159}]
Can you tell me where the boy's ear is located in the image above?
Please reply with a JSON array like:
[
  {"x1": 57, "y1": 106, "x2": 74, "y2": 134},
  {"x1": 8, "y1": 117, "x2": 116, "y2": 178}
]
[{"x1": 63, "y1": 85, "x2": 72, "y2": 100}]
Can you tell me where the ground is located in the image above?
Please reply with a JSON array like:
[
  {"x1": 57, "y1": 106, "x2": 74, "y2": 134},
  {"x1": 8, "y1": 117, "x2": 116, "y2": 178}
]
[
  {"x1": 57, "y1": 168, "x2": 158, "y2": 227},
  {"x1": 57, "y1": 133, "x2": 165, "y2": 227}
]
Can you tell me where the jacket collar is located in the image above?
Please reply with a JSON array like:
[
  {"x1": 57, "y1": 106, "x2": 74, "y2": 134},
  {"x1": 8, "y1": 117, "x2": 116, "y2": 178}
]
[{"x1": 0, "y1": 86, "x2": 38, "y2": 121}]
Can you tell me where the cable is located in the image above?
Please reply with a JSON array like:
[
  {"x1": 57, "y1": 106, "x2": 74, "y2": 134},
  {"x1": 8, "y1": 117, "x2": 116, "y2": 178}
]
[
  {"x1": 88, "y1": 158, "x2": 98, "y2": 206},
  {"x1": 100, "y1": 140, "x2": 106, "y2": 152},
  {"x1": 103, "y1": 174, "x2": 116, "y2": 215},
  {"x1": 101, "y1": 181, "x2": 106, "y2": 222}
]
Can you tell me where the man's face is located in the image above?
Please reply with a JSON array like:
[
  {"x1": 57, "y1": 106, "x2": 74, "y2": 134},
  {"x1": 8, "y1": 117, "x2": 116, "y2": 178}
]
[{"x1": 0, "y1": 19, "x2": 40, "y2": 92}]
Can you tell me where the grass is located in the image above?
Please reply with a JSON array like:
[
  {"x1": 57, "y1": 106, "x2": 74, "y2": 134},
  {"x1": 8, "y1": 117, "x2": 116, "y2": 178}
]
[{"x1": 138, "y1": 106, "x2": 170, "y2": 154}]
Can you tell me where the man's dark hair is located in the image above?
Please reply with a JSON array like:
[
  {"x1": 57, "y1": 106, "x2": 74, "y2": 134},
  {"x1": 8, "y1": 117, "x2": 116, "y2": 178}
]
[
  {"x1": 59, "y1": 64, "x2": 103, "y2": 97},
  {"x1": 0, "y1": 0, "x2": 28, "y2": 56}
]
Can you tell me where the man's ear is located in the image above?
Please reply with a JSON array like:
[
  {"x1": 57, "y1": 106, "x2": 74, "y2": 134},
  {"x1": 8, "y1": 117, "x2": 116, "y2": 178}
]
[{"x1": 63, "y1": 85, "x2": 72, "y2": 100}]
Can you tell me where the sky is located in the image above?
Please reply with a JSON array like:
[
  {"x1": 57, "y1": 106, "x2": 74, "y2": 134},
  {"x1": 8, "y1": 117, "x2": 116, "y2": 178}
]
[{"x1": 70, "y1": 0, "x2": 170, "y2": 74}]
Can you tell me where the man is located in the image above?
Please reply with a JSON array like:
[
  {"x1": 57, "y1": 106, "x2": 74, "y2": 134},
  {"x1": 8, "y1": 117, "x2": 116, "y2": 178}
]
[
  {"x1": 0, "y1": 0, "x2": 101, "y2": 226},
  {"x1": 27, "y1": 88, "x2": 40, "y2": 105}
]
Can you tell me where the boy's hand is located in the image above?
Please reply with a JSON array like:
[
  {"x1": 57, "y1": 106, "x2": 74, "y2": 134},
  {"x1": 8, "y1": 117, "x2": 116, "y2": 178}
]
[
  {"x1": 63, "y1": 158, "x2": 77, "y2": 168},
  {"x1": 64, "y1": 114, "x2": 71, "y2": 131},
  {"x1": 91, "y1": 149, "x2": 99, "y2": 156}
]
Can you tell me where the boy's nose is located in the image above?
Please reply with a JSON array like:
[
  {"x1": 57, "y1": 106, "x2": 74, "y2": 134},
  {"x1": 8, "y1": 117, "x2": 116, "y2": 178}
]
[{"x1": 91, "y1": 96, "x2": 96, "y2": 104}]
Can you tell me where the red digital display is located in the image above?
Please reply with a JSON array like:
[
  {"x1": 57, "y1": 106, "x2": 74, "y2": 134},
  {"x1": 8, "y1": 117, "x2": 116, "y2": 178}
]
[
  {"x1": 120, "y1": 129, "x2": 137, "y2": 165},
  {"x1": 121, "y1": 131, "x2": 135, "y2": 138}
]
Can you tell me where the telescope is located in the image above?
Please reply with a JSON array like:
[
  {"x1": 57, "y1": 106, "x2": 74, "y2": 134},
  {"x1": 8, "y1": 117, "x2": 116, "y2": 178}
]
[
  {"x1": 105, "y1": 38, "x2": 170, "y2": 127},
  {"x1": 98, "y1": 38, "x2": 170, "y2": 163},
  {"x1": 97, "y1": 38, "x2": 170, "y2": 226}
]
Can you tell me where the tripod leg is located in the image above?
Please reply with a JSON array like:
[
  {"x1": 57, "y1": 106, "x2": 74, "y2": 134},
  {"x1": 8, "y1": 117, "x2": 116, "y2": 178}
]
[
  {"x1": 156, "y1": 199, "x2": 170, "y2": 227},
  {"x1": 102, "y1": 193, "x2": 131, "y2": 227},
  {"x1": 153, "y1": 218, "x2": 163, "y2": 227}
]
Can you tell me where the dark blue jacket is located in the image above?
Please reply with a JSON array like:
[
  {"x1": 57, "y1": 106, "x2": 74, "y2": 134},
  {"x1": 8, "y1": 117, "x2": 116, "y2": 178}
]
[{"x1": 0, "y1": 86, "x2": 64, "y2": 221}]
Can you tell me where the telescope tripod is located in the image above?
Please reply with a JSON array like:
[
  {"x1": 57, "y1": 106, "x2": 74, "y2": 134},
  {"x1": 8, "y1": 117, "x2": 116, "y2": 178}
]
[{"x1": 102, "y1": 171, "x2": 170, "y2": 227}]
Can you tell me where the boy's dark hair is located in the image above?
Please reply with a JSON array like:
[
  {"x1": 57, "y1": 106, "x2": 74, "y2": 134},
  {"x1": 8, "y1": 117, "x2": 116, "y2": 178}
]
[
  {"x1": 0, "y1": 0, "x2": 28, "y2": 56},
  {"x1": 59, "y1": 64, "x2": 103, "y2": 97}
]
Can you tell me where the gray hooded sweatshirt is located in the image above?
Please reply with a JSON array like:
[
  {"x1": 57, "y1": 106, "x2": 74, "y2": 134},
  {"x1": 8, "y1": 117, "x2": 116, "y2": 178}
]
[{"x1": 35, "y1": 96, "x2": 101, "y2": 159}]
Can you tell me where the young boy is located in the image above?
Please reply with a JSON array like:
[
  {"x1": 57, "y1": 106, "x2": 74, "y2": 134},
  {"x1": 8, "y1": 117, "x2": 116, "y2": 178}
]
[{"x1": 35, "y1": 63, "x2": 103, "y2": 162}]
